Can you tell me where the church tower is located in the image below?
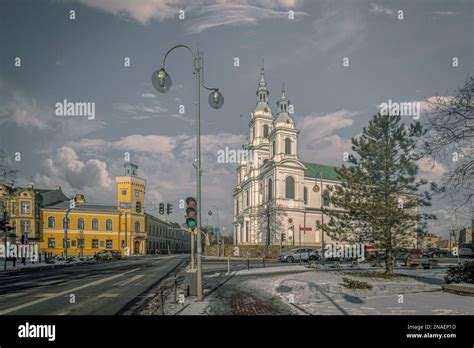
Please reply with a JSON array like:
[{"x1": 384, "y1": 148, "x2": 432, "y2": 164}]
[
  {"x1": 247, "y1": 61, "x2": 273, "y2": 168},
  {"x1": 269, "y1": 85, "x2": 299, "y2": 163}
]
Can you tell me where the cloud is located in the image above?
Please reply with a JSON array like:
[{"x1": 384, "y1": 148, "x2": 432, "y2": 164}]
[
  {"x1": 76, "y1": 0, "x2": 306, "y2": 33},
  {"x1": 369, "y1": 3, "x2": 396, "y2": 17},
  {"x1": 297, "y1": 109, "x2": 357, "y2": 165},
  {"x1": 34, "y1": 146, "x2": 114, "y2": 204},
  {"x1": 417, "y1": 157, "x2": 447, "y2": 181},
  {"x1": 0, "y1": 81, "x2": 49, "y2": 130}
]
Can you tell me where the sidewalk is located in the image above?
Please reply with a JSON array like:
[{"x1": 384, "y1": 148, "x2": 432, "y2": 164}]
[{"x1": 178, "y1": 264, "x2": 472, "y2": 315}]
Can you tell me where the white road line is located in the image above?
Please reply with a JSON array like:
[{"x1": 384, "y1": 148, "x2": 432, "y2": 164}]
[
  {"x1": 97, "y1": 293, "x2": 119, "y2": 298},
  {"x1": 0, "y1": 267, "x2": 140, "y2": 315},
  {"x1": 114, "y1": 274, "x2": 144, "y2": 286},
  {"x1": 3, "y1": 293, "x2": 26, "y2": 298}
]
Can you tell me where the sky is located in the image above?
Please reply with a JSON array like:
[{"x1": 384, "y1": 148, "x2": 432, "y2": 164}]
[{"x1": 0, "y1": 0, "x2": 472, "y2": 238}]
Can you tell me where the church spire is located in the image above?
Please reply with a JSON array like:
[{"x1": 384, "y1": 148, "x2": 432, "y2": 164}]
[
  {"x1": 256, "y1": 59, "x2": 269, "y2": 105},
  {"x1": 277, "y1": 83, "x2": 289, "y2": 115}
]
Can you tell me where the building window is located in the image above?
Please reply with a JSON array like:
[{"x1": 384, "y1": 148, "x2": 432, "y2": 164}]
[
  {"x1": 135, "y1": 190, "x2": 140, "y2": 198},
  {"x1": 136, "y1": 201, "x2": 142, "y2": 213},
  {"x1": 48, "y1": 238, "x2": 55, "y2": 248},
  {"x1": 272, "y1": 141, "x2": 276, "y2": 156},
  {"x1": 20, "y1": 220, "x2": 29, "y2": 233},
  {"x1": 246, "y1": 190, "x2": 249, "y2": 207},
  {"x1": 92, "y1": 239, "x2": 99, "y2": 248},
  {"x1": 304, "y1": 187, "x2": 308, "y2": 205},
  {"x1": 63, "y1": 217, "x2": 70, "y2": 229},
  {"x1": 246, "y1": 222, "x2": 249, "y2": 242},
  {"x1": 263, "y1": 124, "x2": 269, "y2": 138},
  {"x1": 78, "y1": 239, "x2": 84, "y2": 248},
  {"x1": 48, "y1": 216, "x2": 55, "y2": 228},
  {"x1": 71, "y1": 240, "x2": 77, "y2": 247},
  {"x1": 100, "y1": 240, "x2": 105, "y2": 247},
  {"x1": 77, "y1": 218, "x2": 84, "y2": 230},
  {"x1": 135, "y1": 221, "x2": 140, "y2": 232},
  {"x1": 285, "y1": 138, "x2": 291, "y2": 155},
  {"x1": 268, "y1": 178, "x2": 273, "y2": 201},
  {"x1": 235, "y1": 199, "x2": 239, "y2": 215},
  {"x1": 63, "y1": 239, "x2": 70, "y2": 248},
  {"x1": 121, "y1": 189, "x2": 127, "y2": 196},
  {"x1": 21, "y1": 202, "x2": 30, "y2": 214},
  {"x1": 12, "y1": 202, "x2": 17, "y2": 215},
  {"x1": 92, "y1": 219, "x2": 99, "y2": 230},
  {"x1": 106, "y1": 219, "x2": 113, "y2": 230},
  {"x1": 323, "y1": 190, "x2": 330, "y2": 207},
  {"x1": 285, "y1": 176, "x2": 295, "y2": 199}
]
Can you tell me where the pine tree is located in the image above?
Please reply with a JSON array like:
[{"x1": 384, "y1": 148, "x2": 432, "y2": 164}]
[{"x1": 318, "y1": 113, "x2": 435, "y2": 274}]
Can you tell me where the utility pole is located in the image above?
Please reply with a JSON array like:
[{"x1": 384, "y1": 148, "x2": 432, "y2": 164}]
[{"x1": 320, "y1": 171, "x2": 325, "y2": 262}]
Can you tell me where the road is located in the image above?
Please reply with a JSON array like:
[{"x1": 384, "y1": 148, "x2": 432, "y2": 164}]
[{"x1": 0, "y1": 255, "x2": 188, "y2": 315}]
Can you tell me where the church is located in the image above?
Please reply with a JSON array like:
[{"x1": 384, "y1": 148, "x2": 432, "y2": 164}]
[{"x1": 233, "y1": 62, "x2": 342, "y2": 248}]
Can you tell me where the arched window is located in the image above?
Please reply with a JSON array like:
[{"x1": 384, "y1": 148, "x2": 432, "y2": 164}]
[
  {"x1": 92, "y1": 218, "x2": 99, "y2": 230},
  {"x1": 47, "y1": 217, "x2": 55, "y2": 228},
  {"x1": 285, "y1": 176, "x2": 295, "y2": 199},
  {"x1": 285, "y1": 138, "x2": 291, "y2": 154},
  {"x1": 106, "y1": 219, "x2": 113, "y2": 230},
  {"x1": 136, "y1": 201, "x2": 142, "y2": 213},
  {"x1": 77, "y1": 218, "x2": 85, "y2": 230},
  {"x1": 135, "y1": 221, "x2": 140, "y2": 232},
  {"x1": 63, "y1": 217, "x2": 70, "y2": 228},
  {"x1": 263, "y1": 124, "x2": 269, "y2": 138},
  {"x1": 323, "y1": 190, "x2": 330, "y2": 207},
  {"x1": 304, "y1": 187, "x2": 308, "y2": 205},
  {"x1": 268, "y1": 178, "x2": 273, "y2": 201}
]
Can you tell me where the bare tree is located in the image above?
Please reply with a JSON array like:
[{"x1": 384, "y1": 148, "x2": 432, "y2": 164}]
[
  {"x1": 0, "y1": 149, "x2": 18, "y2": 184},
  {"x1": 423, "y1": 77, "x2": 474, "y2": 212},
  {"x1": 256, "y1": 199, "x2": 285, "y2": 257}
]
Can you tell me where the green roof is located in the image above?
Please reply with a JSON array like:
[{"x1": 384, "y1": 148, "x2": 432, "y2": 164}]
[{"x1": 302, "y1": 161, "x2": 340, "y2": 181}]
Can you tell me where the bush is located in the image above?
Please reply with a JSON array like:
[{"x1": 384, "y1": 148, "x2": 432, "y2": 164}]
[
  {"x1": 341, "y1": 277, "x2": 373, "y2": 290},
  {"x1": 445, "y1": 261, "x2": 474, "y2": 284}
]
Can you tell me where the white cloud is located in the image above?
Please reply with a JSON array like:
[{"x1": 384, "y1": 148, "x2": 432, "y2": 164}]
[
  {"x1": 76, "y1": 0, "x2": 306, "y2": 33},
  {"x1": 417, "y1": 157, "x2": 447, "y2": 181},
  {"x1": 0, "y1": 82, "x2": 49, "y2": 130},
  {"x1": 34, "y1": 146, "x2": 114, "y2": 204},
  {"x1": 369, "y1": 3, "x2": 396, "y2": 17},
  {"x1": 297, "y1": 109, "x2": 357, "y2": 165}
]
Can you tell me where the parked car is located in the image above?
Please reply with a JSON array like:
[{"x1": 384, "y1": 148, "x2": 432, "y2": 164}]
[
  {"x1": 393, "y1": 248, "x2": 422, "y2": 262},
  {"x1": 278, "y1": 248, "x2": 319, "y2": 263},
  {"x1": 110, "y1": 250, "x2": 122, "y2": 260},
  {"x1": 94, "y1": 250, "x2": 113, "y2": 260},
  {"x1": 423, "y1": 247, "x2": 443, "y2": 258},
  {"x1": 458, "y1": 248, "x2": 473, "y2": 258}
]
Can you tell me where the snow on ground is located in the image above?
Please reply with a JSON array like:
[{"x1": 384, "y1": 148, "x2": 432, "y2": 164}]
[{"x1": 181, "y1": 262, "x2": 473, "y2": 315}]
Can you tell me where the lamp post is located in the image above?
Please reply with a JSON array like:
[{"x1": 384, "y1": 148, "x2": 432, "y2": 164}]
[{"x1": 152, "y1": 44, "x2": 224, "y2": 302}]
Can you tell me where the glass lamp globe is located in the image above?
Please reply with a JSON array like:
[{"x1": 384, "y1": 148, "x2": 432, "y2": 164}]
[
  {"x1": 151, "y1": 68, "x2": 172, "y2": 93},
  {"x1": 208, "y1": 89, "x2": 224, "y2": 109}
]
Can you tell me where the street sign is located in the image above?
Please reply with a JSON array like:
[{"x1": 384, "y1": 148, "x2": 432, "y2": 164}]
[{"x1": 299, "y1": 227, "x2": 312, "y2": 232}]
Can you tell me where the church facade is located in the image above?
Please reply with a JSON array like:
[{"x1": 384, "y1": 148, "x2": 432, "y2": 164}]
[{"x1": 233, "y1": 63, "x2": 342, "y2": 248}]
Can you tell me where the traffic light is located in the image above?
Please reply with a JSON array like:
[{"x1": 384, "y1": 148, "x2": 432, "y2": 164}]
[
  {"x1": 159, "y1": 203, "x2": 165, "y2": 215},
  {"x1": 166, "y1": 203, "x2": 173, "y2": 215},
  {"x1": 185, "y1": 197, "x2": 197, "y2": 229},
  {"x1": 0, "y1": 221, "x2": 14, "y2": 232},
  {"x1": 281, "y1": 233, "x2": 286, "y2": 242}
]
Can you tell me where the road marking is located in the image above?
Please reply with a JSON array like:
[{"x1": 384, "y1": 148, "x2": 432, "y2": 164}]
[
  {"x1": 114, "y1": 274, "x2": 144, "y2": 286},
  {"x1": 0, "y1": 267, "x2": 140, "y2": 315},
  {"x1": 3, "y1": 293, "x2": 26, "y2": 298},
  {"x1": 34, "y1": 293, "x2": 57, "y2": 297},
  {"x1": 97, "y1": 293, "x2": 119, "y2": 298}
]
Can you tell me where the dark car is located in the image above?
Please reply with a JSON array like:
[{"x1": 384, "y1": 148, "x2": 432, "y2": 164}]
[
  {"x1": 110, "y1": 250, "x2": 122, "y2": 260},
  {"x1": 423, "y1": 247, "x2": 449, "y2": 258}
]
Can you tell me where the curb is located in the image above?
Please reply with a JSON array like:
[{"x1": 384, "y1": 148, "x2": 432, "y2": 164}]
[{"x1": 441, "y1": 283, "x2": 474, "y2": 296}]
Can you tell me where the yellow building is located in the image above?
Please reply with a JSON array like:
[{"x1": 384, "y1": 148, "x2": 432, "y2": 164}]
[
  {"x1": 40, "y1": 163, "x2": 147, "y2": 256},
  {"x1": 0, "y1": 183, "x2": 68, "y2": 245}
]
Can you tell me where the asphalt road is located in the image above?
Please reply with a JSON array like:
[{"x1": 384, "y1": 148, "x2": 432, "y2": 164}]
[{"x1": 0, "y1": 255, "x2": 188, "y2": 315}]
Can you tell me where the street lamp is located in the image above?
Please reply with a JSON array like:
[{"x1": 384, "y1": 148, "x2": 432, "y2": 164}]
[{"x1": 152, "y1": 44, "x2": 224, "y2": 302}]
